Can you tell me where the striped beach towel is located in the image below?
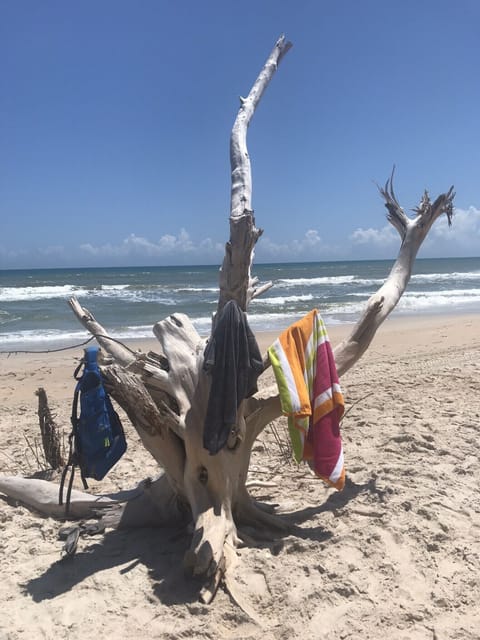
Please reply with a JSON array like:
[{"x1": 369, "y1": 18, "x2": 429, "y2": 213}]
[{"x1": 267, "y1": 309, "x2": 345, "y2": 490}]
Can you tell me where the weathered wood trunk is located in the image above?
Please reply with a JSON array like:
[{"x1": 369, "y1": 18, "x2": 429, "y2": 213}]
[
  {"x1": 0, "y1": 35, "x2": 456, "y2": 603},
  {"x1": 36, "y1": 387, "x2": 65, "y2": 470},
  {"x1": 67, "y1": 36, "x2": 455, "y2": 597}
]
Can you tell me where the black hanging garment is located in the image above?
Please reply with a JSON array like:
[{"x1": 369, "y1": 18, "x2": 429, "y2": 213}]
[{"x1": 202, "y1": 299, "x2": 263, "y2": 454}]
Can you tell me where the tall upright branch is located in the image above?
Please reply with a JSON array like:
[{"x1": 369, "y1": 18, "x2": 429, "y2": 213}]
[{"x1": 217, "y1": 35, "x2": 292, "y2": 313}]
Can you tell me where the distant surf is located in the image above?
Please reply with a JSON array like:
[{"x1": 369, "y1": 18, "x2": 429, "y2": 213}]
[{"x1": 1, "y1": 257, "x2": 480, "y2": 350}]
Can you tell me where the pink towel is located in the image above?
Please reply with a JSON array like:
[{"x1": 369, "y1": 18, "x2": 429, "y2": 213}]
[{"x1": 268, "y1": 310, "x2": 345, "y2": 490}]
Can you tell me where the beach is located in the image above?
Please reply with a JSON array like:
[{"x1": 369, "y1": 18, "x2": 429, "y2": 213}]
[{"x1": 1, "y1": 313, "x2": 479, "y2": 639}]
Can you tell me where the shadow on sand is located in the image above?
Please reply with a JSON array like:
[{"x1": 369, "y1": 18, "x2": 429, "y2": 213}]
[{"x1": 24, "y1": 474, "x2": 381, "y2": 605}]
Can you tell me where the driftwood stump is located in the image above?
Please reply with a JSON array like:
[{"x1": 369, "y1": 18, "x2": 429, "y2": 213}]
[
  {"x1": 36, "y1": 387, "x2": 65, "y2": 470},
  {"x1": 65, "y1": 36, "x2": 455, "y2": 599},
  {"x1": 0, "y1": 34, "x2": 459, "y2": 608}
]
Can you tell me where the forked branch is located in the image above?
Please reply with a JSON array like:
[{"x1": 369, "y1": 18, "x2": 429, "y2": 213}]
[
  {"x1": 333, "y1": 176, "x2": 455, "y2": 376},
  {"x1": 251, "y1": 175, "x2": 456, "y2": 433}
]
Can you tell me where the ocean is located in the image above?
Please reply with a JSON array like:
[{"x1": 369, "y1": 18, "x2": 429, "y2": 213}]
[{"x1": 1, "y1": 257, "x2": 480, "y2": 351}]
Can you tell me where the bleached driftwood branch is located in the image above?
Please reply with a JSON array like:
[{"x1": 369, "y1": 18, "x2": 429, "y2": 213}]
[
  {"x1": 230, "y1": 34, "x2": 292, "y2": 219},
  {"x1": 218, "y1": 34, "x2": 292, "y2": 314},
  {"x1": 333, "y1": 173, "x2": 455, "y2": 376},
  {"x1": 250, "y1": 172, "x2": 455, "y2": 437},
  {"x1": 35, "y1": 387, "x2": 64, "y2": 469}
]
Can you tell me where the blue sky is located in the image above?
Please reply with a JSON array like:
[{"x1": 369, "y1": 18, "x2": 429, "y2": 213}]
[{"x1": 1, "y1": 0, "x2": 479, "y2": 269}]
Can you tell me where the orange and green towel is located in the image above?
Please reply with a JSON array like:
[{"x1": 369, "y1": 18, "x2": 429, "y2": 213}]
[{"x1": 267, "y1": 309, "x2": 345, "y2": 490}]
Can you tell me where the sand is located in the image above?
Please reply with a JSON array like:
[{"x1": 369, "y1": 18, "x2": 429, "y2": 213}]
[{"x1": 1, "y1": 313, "x2": 479, "y2": 639}]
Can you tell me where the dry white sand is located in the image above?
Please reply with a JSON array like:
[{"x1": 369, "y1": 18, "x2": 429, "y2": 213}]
[{"x1": 1, "y1": 313, "x2": 479, "y2": 639}]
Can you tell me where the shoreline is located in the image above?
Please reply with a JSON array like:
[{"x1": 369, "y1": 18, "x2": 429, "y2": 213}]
[
  {"x1": 2, "y1": 309, "x2": 479, "y2": 361},
  {"x1": 1, "y1": 311, "x2": 479, "y2": 407}
]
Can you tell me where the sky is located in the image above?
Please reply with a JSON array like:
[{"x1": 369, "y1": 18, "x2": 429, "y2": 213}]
[{"x1": 1, "y1": 0, "x2": 479, "y2": 269}]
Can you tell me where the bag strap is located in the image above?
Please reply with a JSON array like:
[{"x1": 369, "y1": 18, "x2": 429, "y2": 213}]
[
  {"x1": 58, "y1": 430, "x2": 75, "y2": 515},
  {"x1": 59, "y1": 360, "x2": 89, "y2": 515}
]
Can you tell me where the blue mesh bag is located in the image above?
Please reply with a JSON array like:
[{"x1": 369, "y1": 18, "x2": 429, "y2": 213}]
[{"x1": 59, "y1": 346, "x2": 127, "y2": 514}]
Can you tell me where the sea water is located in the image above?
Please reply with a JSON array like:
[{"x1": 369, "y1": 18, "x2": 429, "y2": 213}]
[{"x1": 1, "y1": 257, "x2": 480, "y2": 351}]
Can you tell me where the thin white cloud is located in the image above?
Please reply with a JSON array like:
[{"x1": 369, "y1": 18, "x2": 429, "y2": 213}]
[
  {"x1": 256, "y1": 229, "x2": 329, "y2": 261},
  {"x1": 348, "y1": 207, "x2": 480, "y2": 258},
  {"x1": 350, "y1": 225, "x2": 398, "y2": 247},
  {"x1": 0, "y1": 246, "x2": 25, "y2": 260},
  {"x1": 38, "y1": 245, "x2": 66, "y2": 257},
  {"x1": 3, "y1": 206, "x2": 479, "y2": 269},
  {"x1": 302, "y1": 229, "x2": 322, "y2": 247},
  {"x1": 77, "y1": 209, "x2": 480, "y2": 265},
  {"x1": 80, "y1": 229, "x2": 222, "y2": 262},
  {"x1": 430, "y1": 206, "x2": 480, "y2": 241},
  {"x1": 80, "y1": 228, "x2": 333, "y2": 264}
]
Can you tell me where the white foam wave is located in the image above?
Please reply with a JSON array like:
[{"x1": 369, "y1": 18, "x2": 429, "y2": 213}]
[
  {"x1": 0, "y1": 284, "x2": 133, "y2": 302},
  {"x1": 174, "y1": 287, "x2": 219, "y2": 293},
  {"x1": 323, "y1": 289, "x2": 480, "y2": 315},
  {"x1": 321, "y1": 302, "x2": 368, "y2": 316},
  {"x1": 251, "y1": 294, "x2": 314, "y2": 306},
  {"x1": 0, "y1": 325, "x2": 158, "y2": 350},
  {"x1": 276, "y1": 275, "x2": 386, "y2": 288},
  {"x1": 0, "y1": 311, "x2": 21, "y2": 326},
  {"x1": 276, "y1": 275, "x2": 357, "y2": 287},
  {"x1": 0, "y1": 285, "x2": 80, "y2": 302},
  {"x1": 246, "y1": 311, "x2": 319, "y2": 331},
  {"x1": 0, "y1": 283, "x2": 192, "y2": 304},
  {"x1": 404, "y1": 288, "x2": 480, "y2": 298},
  {"x1": 129, "y1": 295, "x2": 179, "y2": 305},
  {"x1": 398, "y1": 289, "x2": 480, "y2": 309},
  {"x1": 190, "y1": 311, "x2": 357, "y2": 334},
  {"x1": 411, "y1": 271, "x2": 480, "y2": 283},
  {"x1": 0, "y1": 328, "x2": 93, "y2": 347}
]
